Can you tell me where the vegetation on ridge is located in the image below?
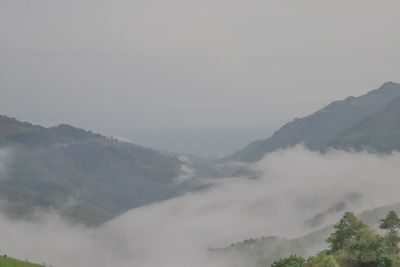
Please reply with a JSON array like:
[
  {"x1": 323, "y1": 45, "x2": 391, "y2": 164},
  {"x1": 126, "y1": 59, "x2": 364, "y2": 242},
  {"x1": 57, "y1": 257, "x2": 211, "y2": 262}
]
[
  {"x1": 271, "y1": 211, "x2": 400, "y2": 267},
  {"x1": 225, "y1": 82, "x2": 400, "y2": 163},
  {"x1": 0, "y1": 114, "x2": 183, "y2": 225},
  {"x1": 213, "y1": 204, "x2": 400, "y2": 267},
  {"x1": 331, "y1": 96, "x2": 400, "y2": 152}
]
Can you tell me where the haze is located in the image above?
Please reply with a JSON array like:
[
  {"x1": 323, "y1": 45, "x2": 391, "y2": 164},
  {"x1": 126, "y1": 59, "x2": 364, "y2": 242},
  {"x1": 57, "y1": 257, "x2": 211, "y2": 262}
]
[
  {"x1": 1, "y1": 0, "x2": 399, "y2": 156},
  {"x1": 2, "y1": 147, "x2": 400, "y2": 267}
]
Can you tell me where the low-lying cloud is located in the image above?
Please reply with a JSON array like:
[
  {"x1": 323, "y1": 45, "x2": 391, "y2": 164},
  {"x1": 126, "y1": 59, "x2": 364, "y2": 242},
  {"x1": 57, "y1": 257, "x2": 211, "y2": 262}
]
[
  {"x1": 2, "y1": 146, "x2": 400, "y2": 267},
  {"x1": 0, "y1": 148, "x2": 13, "y2": 180}
]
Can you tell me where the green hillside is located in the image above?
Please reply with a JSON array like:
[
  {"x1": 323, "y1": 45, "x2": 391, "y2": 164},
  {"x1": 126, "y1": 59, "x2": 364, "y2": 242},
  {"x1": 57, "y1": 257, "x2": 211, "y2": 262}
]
[
  {"x1": 268, "y1": 210, "x2": 400, "y2": 267},
  {"x1": 0, "y1": 256, "x2": 45, "y2": 267},
  {"x1": 213, "y1": 202, "x2": 400, "y2": 267},
  {"x1": 331, "y1": 96, "x2": 400, "y2": 152},
  {"x1": 0, "y1": 115, "x2": 186, "y2": 225},
  {"x1": 224, "y1": 82, "x2": 400, "y2": 162}
]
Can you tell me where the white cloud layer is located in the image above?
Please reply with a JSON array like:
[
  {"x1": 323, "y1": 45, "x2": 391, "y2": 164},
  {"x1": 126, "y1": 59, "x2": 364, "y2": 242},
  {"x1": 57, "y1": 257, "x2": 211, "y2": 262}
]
[{"x1": 2, "y1": 146, "x2": 400, "y2": 267}]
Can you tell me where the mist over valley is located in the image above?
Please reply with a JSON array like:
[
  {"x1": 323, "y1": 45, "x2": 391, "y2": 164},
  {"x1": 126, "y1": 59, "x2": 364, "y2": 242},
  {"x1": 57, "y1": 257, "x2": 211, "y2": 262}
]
[{"x1": 1, "y1": 1, "x2": 400, "y2": 266}]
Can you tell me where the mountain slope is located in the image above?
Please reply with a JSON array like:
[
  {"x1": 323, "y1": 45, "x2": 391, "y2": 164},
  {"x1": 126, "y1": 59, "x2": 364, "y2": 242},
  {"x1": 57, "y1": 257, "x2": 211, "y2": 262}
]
[
  {"x1": 224, "y1": 82, "x2": 400, "y2": 162},
  {"x1": 331, "y1": 96, "x2": 400, "y2": 152},
  {"x1": 0, "y1": 115, "x2": 186, "y2": 224},
  {"x1": 212, "y1": 202, "x2": 400, "y2": 267}
]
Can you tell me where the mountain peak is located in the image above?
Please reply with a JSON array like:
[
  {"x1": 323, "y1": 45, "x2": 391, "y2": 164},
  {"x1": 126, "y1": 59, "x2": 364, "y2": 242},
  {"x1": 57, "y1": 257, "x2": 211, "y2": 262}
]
[
  {"x1": 364, "y1": 81, "x2": 400, "y2": 97},
  {"x1": 50, "y1": 123, "x2": 102, "y2": 140},
  {"x1": 382, "y1": 81, "x2": 399, "y2": 86},
  {"x1": 377, "y1": 81, "x2": 400, "y2": 90}
]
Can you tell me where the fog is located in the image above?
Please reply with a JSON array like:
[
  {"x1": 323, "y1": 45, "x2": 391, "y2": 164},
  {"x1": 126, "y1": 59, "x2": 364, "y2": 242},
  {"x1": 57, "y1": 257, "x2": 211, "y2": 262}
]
[
  {"x1": 1, "y1": 0, "x2": 400, "y2": 156},
  {"x1": 1, "y1": 146, "x2": 400, "y2": 267},
  {"x1": 0, "y1": 148, "x2": 13, "y2": 180}
]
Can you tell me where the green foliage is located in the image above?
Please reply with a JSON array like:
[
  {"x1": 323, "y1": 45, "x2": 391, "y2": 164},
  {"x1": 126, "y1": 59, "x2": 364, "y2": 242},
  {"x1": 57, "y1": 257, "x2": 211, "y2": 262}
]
[
  {"x1": 380, "y1": 211, "x2": 400, "y2": 233},
  {"x1": 271, "y1": 255, "x2": 306, "y2": 267},
  {"x1": 326, "y1": 212, "x2": 368, "y2": 251},
  {"x1": 305, "y1": 252, "x2": 340, "y2": 267},
  {"x1": 337, "y1": 230, "x2": 394, "y2": 267},
  {"x1": 0, "y1": 256, "x2": 45, "y2": 267},
  {"x1": 324, "y1": 211, "x2": 400, "y2": 267},
  {"x1": 380, "y1": 211, "x2": 400, "y2": 255},
  {"x1": 216, "y1": 206, "x2": 400, "y2": 267},
  {"x1": 272, "y1": 211, "x2": 400, "y2": 267}
]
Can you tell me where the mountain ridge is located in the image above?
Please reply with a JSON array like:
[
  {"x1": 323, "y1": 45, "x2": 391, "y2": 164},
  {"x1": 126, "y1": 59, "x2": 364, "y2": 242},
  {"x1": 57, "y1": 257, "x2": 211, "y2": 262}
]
[
  {"x1": 223, "y1": 81, "x2": 400, "y2": 163},
  {"x1": 0, "y1": 114, "x2": 187, "y2": 225},
  {"x1": 331, "y1": 95, "x2": 400, "y2": 152}
]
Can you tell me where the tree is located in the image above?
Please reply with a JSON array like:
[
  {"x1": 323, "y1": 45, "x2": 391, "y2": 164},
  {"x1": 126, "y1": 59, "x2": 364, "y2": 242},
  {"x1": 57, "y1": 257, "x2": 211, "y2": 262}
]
[
  {"x1": 326, "y1": 212, "x2": 368, "y2": 251},
  {"x1": 271, "y1": 255, "x2": 306, "y2": 267},
  {"x1": 380, "y1": 211, "x2": 400, "y2": 255},
  {"x1": 339, "y1": 230, "x2": 394, "y2": 267},
  {"x1": 380, "y1": 211, "x2": 400, "y2": 233},
  {"x1": 272, "y1": 212, "x2": 400, "y2": 267},
  {"x1": 305, "y1": 252, "x2": 340, "y2": 267}
]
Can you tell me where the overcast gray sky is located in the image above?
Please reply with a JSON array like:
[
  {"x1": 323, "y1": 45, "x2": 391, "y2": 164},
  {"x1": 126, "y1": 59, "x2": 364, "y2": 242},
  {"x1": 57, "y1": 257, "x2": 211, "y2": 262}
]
[{"x1": 0, "y1": 0, "x2": 399, "y2": 157}]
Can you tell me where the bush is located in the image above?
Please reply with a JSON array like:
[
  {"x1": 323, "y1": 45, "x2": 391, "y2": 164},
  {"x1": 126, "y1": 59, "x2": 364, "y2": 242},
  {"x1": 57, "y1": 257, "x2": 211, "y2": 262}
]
[
  {"x1": 271, "y1": 255, "x2": 306, "y2": 267},
  {"x1": 305, "y1": 252, "x2": 340, "y2": 267}
]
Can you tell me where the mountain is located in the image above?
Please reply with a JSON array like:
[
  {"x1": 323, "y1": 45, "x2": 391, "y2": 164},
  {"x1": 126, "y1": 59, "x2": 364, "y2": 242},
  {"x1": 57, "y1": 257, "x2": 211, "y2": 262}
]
[
  {"x1": 331, "y1": 95, "x2": 400, "y2": 152},
  {"x1": 224, "y1": 82, "x2": 400, "y2": 163},
  {"x1": 0, "y1": 115, "x2": 191, "y2": 225},
  {"x1": 211, "y1": 202, "x2": 400, "y2": 267}
]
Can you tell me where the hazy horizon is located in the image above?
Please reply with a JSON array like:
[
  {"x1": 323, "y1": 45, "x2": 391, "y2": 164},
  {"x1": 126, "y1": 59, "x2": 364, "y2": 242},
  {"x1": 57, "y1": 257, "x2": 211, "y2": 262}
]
[
  {"x1": 2, "y1": 2, "x2": 400, "y2": 266},
  {"x1": 3, "y1": 146, "x2": 400, "y2": 267},
  {"x1": 1, "y1": 0, "x2": 399, "y2": 157}
]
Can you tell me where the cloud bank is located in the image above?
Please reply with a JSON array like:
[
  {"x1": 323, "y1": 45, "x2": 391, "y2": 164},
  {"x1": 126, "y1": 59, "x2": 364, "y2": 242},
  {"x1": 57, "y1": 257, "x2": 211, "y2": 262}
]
[
  {"x1": 2, "y1": 146, "x2": 400, "y2": 267},
  {"x1": 0, "y1": 148, "x2": 13, "y2": 180}
]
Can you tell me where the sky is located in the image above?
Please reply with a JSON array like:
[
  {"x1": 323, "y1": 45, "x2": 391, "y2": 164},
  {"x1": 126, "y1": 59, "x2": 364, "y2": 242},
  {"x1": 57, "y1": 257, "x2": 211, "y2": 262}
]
[{"x1": 0, "y1": 0, "x2": 399, "y2": 157}]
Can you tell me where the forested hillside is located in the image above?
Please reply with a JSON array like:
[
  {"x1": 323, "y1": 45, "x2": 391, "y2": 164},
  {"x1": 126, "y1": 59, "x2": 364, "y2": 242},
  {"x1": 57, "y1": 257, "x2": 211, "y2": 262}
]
[
  {"x1": 331, "y1": 96, "x2": 400, "y2": 152},
  {"x1": 270, "y1": 210, "x2": 400, "y2": 267},
  {"x1": 224, "y1": 82, "x2": 400, "y2": 163},
  {"x1": 0, "y1": 115, "x2": 185, "y2": 224},
  {"x1": 213, "y1": 202, "x2": 400, "y2": 267}
]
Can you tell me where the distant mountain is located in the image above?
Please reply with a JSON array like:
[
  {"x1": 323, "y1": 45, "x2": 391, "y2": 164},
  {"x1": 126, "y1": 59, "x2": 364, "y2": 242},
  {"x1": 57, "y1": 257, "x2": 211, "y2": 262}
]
[
  {"x1": 0, "y1": 115, "x2": 195, "y2": 225},
  {"x1": 224, "y1": 82, "x2": 400, "y2": 162},
  {"x1": 331, "y1": 95, "x2": 400, "y2": 152}
]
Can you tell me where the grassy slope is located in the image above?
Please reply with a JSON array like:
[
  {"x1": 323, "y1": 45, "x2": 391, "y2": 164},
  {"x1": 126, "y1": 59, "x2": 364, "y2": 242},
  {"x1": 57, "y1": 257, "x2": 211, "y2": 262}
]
[{"x1": 0, "y1": 256, "x2": 44, "y2": 267}]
